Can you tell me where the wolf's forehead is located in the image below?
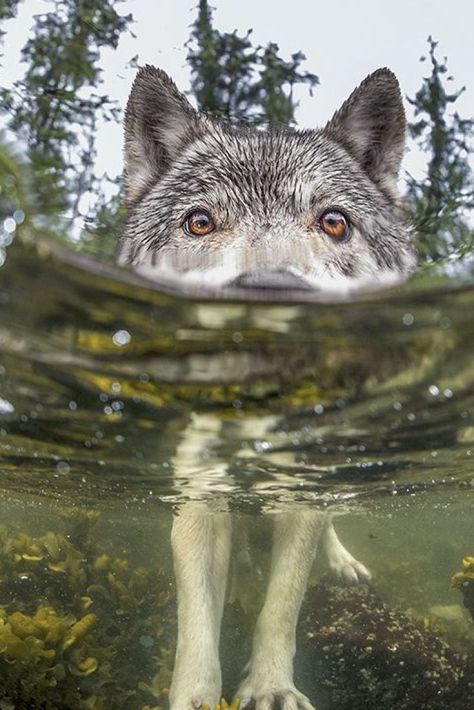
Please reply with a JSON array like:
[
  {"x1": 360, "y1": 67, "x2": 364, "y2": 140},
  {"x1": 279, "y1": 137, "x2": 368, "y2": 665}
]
[
  {"x1": 169, "y1": 128, "x2": 363, "y2": 211},
  {"x1": 197, "y1": 128, "x2": 330, "y2": 179}
]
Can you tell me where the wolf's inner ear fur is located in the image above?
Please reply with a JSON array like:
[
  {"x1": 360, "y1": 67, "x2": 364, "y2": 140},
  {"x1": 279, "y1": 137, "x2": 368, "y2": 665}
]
[
  {"x1": 123, "y1": 65, "x2": 203, "y2": 206},
  {"x1": 323, "y1": 68, "x2": 406, "y2": 196}
]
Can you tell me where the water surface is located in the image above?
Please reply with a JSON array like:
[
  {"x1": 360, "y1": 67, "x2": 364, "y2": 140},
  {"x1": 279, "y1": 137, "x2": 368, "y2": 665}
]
[{"x1": 0, "y1": 234, "x2": 473, "y2": 709}]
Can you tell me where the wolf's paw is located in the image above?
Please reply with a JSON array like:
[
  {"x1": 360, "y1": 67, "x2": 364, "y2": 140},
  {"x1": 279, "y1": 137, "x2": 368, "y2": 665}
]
[
  {"x1": 169, "y1": 685, "x2": 220, "y2": 710},
  {"x1": 237, "y1": 677, "x2": 315, "y2": 710},
  {"x1": 327, "y1": 547, "x2": 371, "y2": 585},
  {"x1": 169, "y1": 665, "x2": 221, "y2": 710}
]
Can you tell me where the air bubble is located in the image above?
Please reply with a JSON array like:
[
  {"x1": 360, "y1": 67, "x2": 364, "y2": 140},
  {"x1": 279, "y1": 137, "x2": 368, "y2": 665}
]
[
  {"x1": 56, "y1": 461, "x2": 70, "y2": 475},
  {"x1": 112, "y1": 329, "x2": 131, "y2": 346},
  {"x1": 0, "y1": 397, "x2": 14, "y2": 414},
  {"x1": 3, "y1": 217, "x2": 16, "y2": 234}
]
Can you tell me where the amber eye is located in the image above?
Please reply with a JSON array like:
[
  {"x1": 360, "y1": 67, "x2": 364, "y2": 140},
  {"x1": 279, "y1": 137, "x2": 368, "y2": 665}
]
[
  {"x1": 183, "y1": 209, "x2": 215, "y2": 237},
  {"x1": 318, "y1": 209, "x2": 350, "y2": 242}
]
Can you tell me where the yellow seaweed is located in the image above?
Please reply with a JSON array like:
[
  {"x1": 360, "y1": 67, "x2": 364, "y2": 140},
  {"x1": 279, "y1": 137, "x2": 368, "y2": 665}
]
[
  {"x1": 61, "y1": 614, "x2": 97, "y2": 650},
  {"x1": 0, "y1": 510, "x2": 174, "y2": 708},
  {"x1": 452, "y1": 556, "x2": 474, "y2": 588}
]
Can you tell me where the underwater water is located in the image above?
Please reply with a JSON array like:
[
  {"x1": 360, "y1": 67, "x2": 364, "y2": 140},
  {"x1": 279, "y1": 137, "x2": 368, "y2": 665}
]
[{"x1": 0, "y1": 233, "x2": 473, "y2": 709}]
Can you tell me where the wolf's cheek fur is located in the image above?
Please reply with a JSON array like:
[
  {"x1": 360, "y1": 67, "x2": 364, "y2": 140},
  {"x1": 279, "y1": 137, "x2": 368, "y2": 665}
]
[{"x1": 127, "y1": 229, "x2": 413, "y2": 295}]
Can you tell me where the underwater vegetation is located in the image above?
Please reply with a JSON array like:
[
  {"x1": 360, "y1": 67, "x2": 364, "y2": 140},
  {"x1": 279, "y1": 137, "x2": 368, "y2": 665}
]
[
  {"x1": 202, "y1": 701, "x2": 241, "y2": 710},
  {"x1": 0, "y1": 508, "x2": 472, "y2": 710},
  {"x1": 0, "y1": 508, "x2": 174, "y2": 710},
  {"x1": 452, "y1": 557, "x2": 474, "y2": 620}
]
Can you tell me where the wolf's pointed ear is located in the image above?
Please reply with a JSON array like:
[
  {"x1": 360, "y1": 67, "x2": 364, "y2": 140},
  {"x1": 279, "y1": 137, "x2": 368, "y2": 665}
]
[
  {"x1": 123, "y1": 66, "x2": 204, "y2": 206},
  {"x1": 323, "y1": 69, "x2": 406, "y2": 196}
]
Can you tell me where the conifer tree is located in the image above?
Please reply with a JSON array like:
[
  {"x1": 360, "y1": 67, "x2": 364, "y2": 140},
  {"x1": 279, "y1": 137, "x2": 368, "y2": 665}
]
[
  {"x1": 186, "y1": 0, "x2": 318, "y2": 125},
  {"x1": 0, "y1": 0, "x2": 21, "y2": 50},
  {"x1": 0, "y1": 0, "x2": 132, "y2": 229},
  {"x1": 407, "y1": 37, "x2": 474, "y2": 261}
]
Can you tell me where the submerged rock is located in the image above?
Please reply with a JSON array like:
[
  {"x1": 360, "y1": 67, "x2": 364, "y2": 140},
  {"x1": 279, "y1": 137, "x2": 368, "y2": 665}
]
[{"x1": 297, "y1": 582, "x2": 474, "y2": 710}]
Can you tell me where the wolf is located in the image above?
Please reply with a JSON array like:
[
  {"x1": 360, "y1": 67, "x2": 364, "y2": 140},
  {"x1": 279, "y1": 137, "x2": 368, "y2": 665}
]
[{"x1": 119, "y1": 66, "x2": 416, "y2": 710}]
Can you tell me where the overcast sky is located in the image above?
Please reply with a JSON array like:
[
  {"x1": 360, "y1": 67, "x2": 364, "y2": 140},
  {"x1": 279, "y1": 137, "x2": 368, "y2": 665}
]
[{"x1": 2, "y1": 0, "x2": 473, "y2": 185}]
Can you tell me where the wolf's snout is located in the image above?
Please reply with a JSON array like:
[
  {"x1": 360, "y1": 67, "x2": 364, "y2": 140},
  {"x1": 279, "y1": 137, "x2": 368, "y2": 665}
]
[{"x1": 229, "y1": 270, "x2": 311, "y2": 291}]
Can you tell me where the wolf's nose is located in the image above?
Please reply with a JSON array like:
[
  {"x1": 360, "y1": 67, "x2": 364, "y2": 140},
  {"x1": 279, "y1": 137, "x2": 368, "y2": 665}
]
[{"x1": 229, "y1": 270, "x2": 311, "y2": 290}]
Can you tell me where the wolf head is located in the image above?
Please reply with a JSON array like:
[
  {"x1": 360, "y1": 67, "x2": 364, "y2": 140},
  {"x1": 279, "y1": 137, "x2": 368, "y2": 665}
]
[{"x1": 119, "y1": 66, "x2": 416, "y2": 295}]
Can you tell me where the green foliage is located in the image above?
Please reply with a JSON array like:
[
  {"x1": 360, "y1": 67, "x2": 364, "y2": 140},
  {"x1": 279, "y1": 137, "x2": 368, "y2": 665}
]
[
  {"x1": 407, "y1": 37, "x2": 474, "y2": 262},
  {"x1": 0, "y1": 0, "x2": 20, "y2": 21},
  {"x1": 187, "y1": 0, "x2": 319, "y2": 125},
  {"x1": 80, "y1": 178, "x2": 125, "y2": 259},
  {"x1": 0, "y1": 0, "x2": 21, "y2": 49},
  {"x1": 0, "y1": 0, "x2": 132, "y2": 231},
  {"x1": 0, "y1": 139, "x2": 30, "y2": 223}
]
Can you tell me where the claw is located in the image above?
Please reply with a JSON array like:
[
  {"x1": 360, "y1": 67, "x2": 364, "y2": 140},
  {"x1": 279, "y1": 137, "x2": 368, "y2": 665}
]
[
  {"x1": 329, "y1": 554, "x2": 371, "y2": 585},
  {"x1": 236, "y1": 688, "x2": 316, "y2": 710}
]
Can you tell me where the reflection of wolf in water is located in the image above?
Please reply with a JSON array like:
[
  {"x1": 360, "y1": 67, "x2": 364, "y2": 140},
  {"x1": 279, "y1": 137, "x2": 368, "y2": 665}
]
[{"x1": 119, "y1": 66, "x2": 416, "y2": 710}]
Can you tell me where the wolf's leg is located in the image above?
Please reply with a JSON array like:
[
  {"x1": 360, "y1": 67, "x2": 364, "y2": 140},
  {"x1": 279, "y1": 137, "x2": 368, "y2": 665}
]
[
  {"x1": 168, "y1": 413, "x2": 232, "y2": 710},
  {"x1": 321, "y1": 516, "x2": 371, "y2": 585},
  {"x1": 169, "y1": 502, "x2": 232, "y2": 710},
  {"x1": 212, "y1": 510, "x2": 233, "y2": 631},
  {"x1": 237, "y1": 509, "x2": 326, "y2": 710}
]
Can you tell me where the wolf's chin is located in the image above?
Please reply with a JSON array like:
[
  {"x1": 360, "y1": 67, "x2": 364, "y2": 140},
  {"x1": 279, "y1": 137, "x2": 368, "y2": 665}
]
[{"x1": 130, "y1": 258, "x2": 410, "y2": 299}]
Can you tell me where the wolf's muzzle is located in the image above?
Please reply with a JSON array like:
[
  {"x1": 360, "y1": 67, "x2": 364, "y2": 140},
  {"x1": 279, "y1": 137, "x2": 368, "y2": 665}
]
[{"x1": 228, "y1": 270, "x2": 311, "y2": 291}]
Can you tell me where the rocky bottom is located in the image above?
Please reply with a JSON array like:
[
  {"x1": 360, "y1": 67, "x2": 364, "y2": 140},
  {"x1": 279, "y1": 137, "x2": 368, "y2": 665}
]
[{"x1": 296, "y1": 582, "x2": 474, "y2": 710}]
